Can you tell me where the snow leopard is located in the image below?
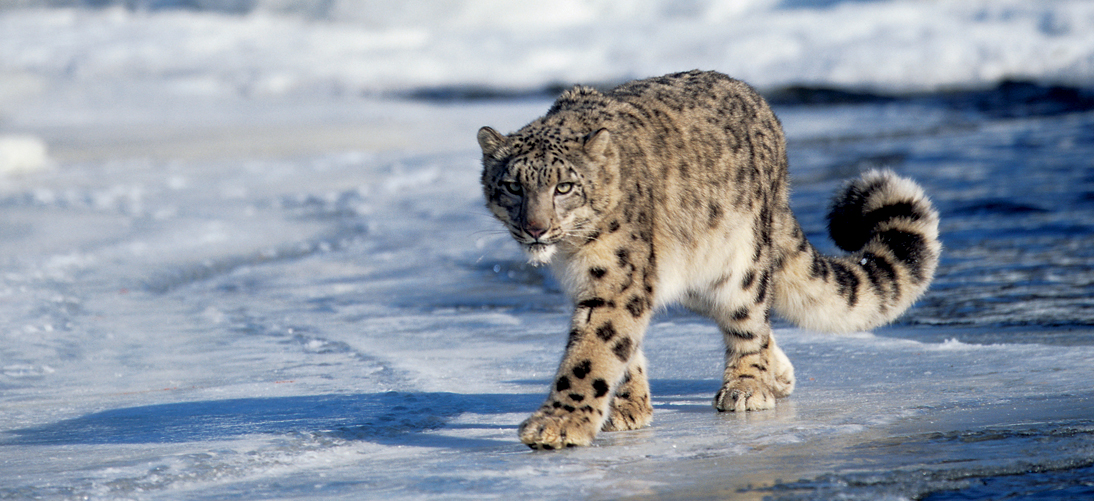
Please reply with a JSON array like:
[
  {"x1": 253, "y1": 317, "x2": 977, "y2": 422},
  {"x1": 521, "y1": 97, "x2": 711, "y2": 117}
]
[{"x1": 477, "y1": 70, "x2": 940, "y2": 450}]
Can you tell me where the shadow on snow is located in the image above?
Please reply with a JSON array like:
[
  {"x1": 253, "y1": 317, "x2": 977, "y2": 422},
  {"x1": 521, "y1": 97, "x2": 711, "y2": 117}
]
[
  {"x1": 1, "y1": 380, "x2": 720, "y2": 448},
  {"x1": 2, "y1": 392, "x2": 538, "y2": 448}
]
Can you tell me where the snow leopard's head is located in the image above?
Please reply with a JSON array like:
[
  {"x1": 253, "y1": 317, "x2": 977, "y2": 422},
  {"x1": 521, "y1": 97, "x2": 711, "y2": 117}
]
[{"x1": 478, "y1": 124, "x2": 618, "y2": 265}]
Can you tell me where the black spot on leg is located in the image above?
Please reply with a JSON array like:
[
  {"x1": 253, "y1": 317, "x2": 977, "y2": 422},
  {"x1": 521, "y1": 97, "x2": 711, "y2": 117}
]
[
  {"x1": 619, "y1": 272, "x2": 635, "y2": 293},
  {"x1": 563, "y1": 405, "x2": 576, "y2": 413},
  {"x1": 643, "y1": 273, "x2": 655, "y2": 295},
  {"x1": 589, "y1": 267, "x2": 607, "y2": 279},
  {"x1": 568, "y1": 393, "x2": 585, "y2": 402},
  {"x1": 755, "y1": 271, "x2": 770, "y2": 304},
  {"x1": 596, "y1": 322, "x2": 616, "y2": 341},
  {"x1": 572, "y1": 360, "x2": 592, "y2": 379},
  {"x1": 612, "y1": 337, "x2": 633, "y2": 362},
  {"x1": 608, "y1": 220, "x2": 621, "y2": 233},
  {"x1": 578, "y1": 297, "x2": 612, "y2": 309},
  {"x1": 566, "y1": 329, "x2": 581, "y2": 349},
  {"x1": 616, "y1": 248, "x2": 630, "y2": 268},
  {"x1": 556, "y1": 376, "x2": 571, "y2": 392},
  {"x1": 731, "y1": 307, "x2": 750, "y2": 321},
  {"x1": 593, "y1": 379, "x2": 610, "y2": 398},
  {"x1": 725, "y1": 329, "x2": 756, "y2": 340},
  {"x1": 625, "y1": 295, "x2": 648, "y2": 318},
  {"x1": 741, "y1": 270, "x2": 756, "y2": 290}
]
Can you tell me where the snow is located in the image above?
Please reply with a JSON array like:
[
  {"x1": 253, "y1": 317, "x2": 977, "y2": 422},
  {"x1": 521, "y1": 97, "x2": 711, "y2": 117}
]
[
  {"x1": 1, "y1": 0, "x2": 1093, "y2": 499},
  {"x1": 0, "y1": 134, "x2": 50, "y2": 174},
  {"x1": 3, "y1": 0, "x2": 1094, "y2": 104}
]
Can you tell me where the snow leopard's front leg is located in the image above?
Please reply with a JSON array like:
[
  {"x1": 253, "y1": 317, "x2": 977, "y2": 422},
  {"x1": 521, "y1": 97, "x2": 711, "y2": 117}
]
[
  {"x1": 519, "y1": 256, "x2": 655, "y2": 449},
  {"x1": 600, "y1": 350, "x2": 653, "y2": 432}
]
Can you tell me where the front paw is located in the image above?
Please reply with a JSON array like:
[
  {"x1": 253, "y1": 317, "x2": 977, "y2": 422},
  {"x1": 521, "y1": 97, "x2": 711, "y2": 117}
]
[
  {"x1": 713, "y1": 378, "x2": 776, "y2": 412},
  {"x1": 519, "y1": 407, "x2": 598, "y2": 450}
]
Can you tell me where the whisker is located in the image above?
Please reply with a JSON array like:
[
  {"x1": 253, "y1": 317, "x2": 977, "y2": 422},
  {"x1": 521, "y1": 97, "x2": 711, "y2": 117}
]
[{"x1": 468, "y1": 229, "x2": 511, "y2": 238}]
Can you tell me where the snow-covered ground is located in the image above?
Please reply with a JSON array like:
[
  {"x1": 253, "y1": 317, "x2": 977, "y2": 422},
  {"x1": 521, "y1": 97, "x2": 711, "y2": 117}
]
[
  {"x1": 2, "y1": 0, "x2": 1094, "y2": 102},
  {"x1": 1, "y1": 1, "x2": 1093, "y2": 499}
]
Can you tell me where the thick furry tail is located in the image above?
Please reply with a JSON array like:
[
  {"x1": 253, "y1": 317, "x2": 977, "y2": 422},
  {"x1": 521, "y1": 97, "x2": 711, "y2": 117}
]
[{"x1": 773, "y1": 170, "x2": 941, "y2": 333}]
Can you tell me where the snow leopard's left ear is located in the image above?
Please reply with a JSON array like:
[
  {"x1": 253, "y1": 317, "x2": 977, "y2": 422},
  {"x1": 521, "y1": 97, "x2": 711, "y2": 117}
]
[
  {"x1": 477, "y1": 127, "x2": 508, "y2": 159},
  {"x1": 583, "y1": 128, "x2": 612, "y2": 160}
]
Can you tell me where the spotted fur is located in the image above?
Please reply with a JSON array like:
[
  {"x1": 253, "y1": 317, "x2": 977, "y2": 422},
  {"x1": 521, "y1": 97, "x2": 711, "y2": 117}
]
[{"x1": 477, "y1": 70, "x2": 940, "y2": 450}]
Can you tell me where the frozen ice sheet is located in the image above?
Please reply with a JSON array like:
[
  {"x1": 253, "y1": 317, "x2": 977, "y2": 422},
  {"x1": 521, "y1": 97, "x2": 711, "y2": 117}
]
[{"x1": 1, "y1": 95, "x2": 1093, "y2": 499}]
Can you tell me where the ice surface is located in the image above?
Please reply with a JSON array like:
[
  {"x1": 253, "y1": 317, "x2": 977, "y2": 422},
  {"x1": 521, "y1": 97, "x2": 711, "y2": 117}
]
[
  {"x1": 1, "y1": 94, "x2": 1092, "y2": 499},
  {"x1": 1, "y1": 1, "x2": 1093, "y2": 499}
]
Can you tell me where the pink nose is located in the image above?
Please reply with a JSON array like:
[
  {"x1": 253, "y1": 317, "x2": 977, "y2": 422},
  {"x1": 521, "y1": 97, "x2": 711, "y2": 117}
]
[{"x1": 524, "y1": 222, "x2": 547, "y2": 239}]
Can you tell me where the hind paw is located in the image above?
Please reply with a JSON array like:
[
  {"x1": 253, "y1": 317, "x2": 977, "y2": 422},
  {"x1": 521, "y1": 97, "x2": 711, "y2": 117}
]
[{"x1": 713, "y1": 379, "x2": 777, "y2": 412}]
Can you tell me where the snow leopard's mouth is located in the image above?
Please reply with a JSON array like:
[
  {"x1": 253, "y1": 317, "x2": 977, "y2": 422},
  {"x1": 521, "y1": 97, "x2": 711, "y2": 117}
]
[
  {"x1": 518, "y1": 233, "x2": 560, "y2": 247},
  {"x1": 523, "y1": 242, "x2": 557, "y2": 265},
  {"x1": 525, "y1": 242, "x2": 552, "y2": 253}
]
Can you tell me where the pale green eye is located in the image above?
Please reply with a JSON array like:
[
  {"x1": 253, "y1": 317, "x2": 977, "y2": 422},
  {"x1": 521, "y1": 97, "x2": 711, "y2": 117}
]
[
  {"x1": 503, "y1": 181, "x2": 523, "y2": 196},
  {"x1": 555, "y1": 182, "x2": 574, "y2": 195}
]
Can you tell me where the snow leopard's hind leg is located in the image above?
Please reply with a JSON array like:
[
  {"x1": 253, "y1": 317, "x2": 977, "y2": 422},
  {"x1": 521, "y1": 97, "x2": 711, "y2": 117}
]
[
  {"x1": 699, "y1": 265, "x2": 795, "y2": 412},
  {"x1": 714, "y1": 324, "x2": 795, "y2": 412},
  {"x1": 682, "y1": 263, "x2": 796, "y2": 413}
]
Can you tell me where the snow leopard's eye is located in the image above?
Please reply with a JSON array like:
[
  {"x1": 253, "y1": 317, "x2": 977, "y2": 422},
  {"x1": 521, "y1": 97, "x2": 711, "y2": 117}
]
[
  {"x1": 502, "y1": 181, "x2": 523, "y2": 196},
  {"x1": 555, "y1": 182, "x2": 574, "y2": 195}
]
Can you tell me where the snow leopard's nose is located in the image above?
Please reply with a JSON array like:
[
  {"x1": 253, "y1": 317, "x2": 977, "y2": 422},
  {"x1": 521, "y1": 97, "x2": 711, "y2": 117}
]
[
  {"x1": 524, "y1": 223, "x2": 548, "y2": 240},
  {"x1": 521, "y1": 191, "x2": 554, "y2": 240}
]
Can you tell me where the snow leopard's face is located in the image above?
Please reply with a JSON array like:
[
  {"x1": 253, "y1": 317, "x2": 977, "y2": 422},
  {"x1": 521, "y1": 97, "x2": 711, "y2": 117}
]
[{"x1": 478, "y1": 126, "x2": 616, "y2": 264}]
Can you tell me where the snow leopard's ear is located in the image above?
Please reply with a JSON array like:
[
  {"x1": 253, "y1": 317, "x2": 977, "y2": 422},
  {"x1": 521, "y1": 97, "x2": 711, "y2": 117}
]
[
  {"x1": 583, "y1": 128, "x2": 612, "y2": 159},
  {"x1": 477, "y1": 127, "x2": 508, "y2": 159}
]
